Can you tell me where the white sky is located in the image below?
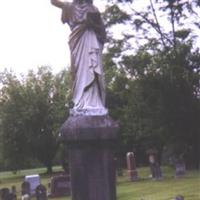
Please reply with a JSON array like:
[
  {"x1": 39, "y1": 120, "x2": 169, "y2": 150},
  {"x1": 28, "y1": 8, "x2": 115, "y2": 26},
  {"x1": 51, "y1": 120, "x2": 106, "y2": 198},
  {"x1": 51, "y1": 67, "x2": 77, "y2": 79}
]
[
  {"x1": 0, "y1": 0, "x2": 199, "y2": 75},
  {"x1": 0, "y1": 0, "x2": 106, "y2": 75}
]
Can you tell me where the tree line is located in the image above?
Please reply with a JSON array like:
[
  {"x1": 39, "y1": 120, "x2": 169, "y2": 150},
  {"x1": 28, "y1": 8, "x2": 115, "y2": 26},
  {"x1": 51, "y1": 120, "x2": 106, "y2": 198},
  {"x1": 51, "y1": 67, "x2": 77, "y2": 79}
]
[{"x1": 0, "y1": 0, "x2": 199, "y2": 172}]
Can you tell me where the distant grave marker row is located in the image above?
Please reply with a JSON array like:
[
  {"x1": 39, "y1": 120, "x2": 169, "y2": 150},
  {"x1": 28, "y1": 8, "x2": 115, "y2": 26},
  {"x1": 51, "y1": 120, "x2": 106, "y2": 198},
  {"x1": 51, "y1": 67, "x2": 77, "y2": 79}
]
[{"x1": 125, "y1": 150, "x2": 186, "y2": 181}]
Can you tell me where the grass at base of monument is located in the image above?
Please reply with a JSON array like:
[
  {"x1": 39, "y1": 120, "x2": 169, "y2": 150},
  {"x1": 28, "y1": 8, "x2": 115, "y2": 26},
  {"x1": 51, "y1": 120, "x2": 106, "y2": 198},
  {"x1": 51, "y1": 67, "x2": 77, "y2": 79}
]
[{"x1": 0, "y1": 166, "x2": 199, "y2": 200}]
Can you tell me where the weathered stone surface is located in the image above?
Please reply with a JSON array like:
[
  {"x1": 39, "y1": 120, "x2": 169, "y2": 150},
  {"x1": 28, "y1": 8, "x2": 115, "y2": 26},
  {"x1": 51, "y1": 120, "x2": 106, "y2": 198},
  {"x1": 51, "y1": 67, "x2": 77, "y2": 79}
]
[
  {"x1": 60, "y1": 115, "x2": 119, "y2": 200},
  {"x1": 60, "y1": 115, "x2": 119, "y2": 142},
  {"x1": 69, "y1": 145, "x2": 116, "y2": 200}
]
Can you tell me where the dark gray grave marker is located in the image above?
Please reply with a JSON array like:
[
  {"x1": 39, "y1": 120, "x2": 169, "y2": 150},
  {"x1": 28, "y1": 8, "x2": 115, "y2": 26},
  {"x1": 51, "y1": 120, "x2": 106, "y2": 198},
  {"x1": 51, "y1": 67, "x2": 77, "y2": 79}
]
[
  {"x1": 147, "y1": 149, "x2": 162, "y2": 180},
  {"x1": 21, "y1": 181, "x2": 30, "y2": 196},
  {"x1": 126, "y1": 152, "x2": 138, "y2": 181},
  {"x1": 175, "y1": 159, "x2": 186, "y2": 177},
  {"x1": 0, "y1": 188, "x2": 10, "y2": 200},
  {"x1": 35, "y1": 184, "x2": 48, "y2": 200}
]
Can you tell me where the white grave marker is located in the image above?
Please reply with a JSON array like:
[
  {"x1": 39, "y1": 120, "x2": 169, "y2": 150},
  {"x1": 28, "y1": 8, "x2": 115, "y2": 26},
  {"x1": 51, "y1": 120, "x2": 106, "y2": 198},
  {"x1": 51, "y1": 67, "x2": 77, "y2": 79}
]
[{"x1": 25, "y1": 174, "x2": 40, "y2": 195}]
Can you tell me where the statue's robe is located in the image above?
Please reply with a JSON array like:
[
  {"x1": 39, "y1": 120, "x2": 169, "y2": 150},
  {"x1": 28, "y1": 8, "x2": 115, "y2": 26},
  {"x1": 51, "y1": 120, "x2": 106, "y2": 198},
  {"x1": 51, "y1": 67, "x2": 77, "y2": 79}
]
[{"x1": 61, "y1": 2, "x2": 107, "y2": 113}]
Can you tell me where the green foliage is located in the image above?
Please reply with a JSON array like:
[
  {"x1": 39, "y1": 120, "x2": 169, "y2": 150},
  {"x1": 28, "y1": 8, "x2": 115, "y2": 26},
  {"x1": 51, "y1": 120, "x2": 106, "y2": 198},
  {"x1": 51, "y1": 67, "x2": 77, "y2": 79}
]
[
  {"x1": 0, "y1": 67, "x2": 70, "y2": 172},
  {"x1": 103, "y1": 5, "x2": 130, "y2": 27},
  {"x1": 104, "y1": 0, "x2": 200, "y2": 51},
  {"x1": 103, "y1": 0, "x2": 200, "y2": 168},
  {"x1": 105, "y1": 42, "x2": 200, "y2": 167}
]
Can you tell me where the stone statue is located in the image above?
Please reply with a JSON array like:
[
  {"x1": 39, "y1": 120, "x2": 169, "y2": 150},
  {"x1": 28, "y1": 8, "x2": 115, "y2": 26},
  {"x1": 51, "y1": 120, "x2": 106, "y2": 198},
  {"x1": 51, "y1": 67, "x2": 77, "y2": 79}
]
[{"x1": 51, "y1": 0, "x2": 108, "y2": 116}]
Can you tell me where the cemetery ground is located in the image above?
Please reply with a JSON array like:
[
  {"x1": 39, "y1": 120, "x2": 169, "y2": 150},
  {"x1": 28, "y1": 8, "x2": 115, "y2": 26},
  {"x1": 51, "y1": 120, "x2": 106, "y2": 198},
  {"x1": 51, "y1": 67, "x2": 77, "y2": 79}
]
[{"x1": 0, "y1": 166, "x2": 199, "y2": 200}]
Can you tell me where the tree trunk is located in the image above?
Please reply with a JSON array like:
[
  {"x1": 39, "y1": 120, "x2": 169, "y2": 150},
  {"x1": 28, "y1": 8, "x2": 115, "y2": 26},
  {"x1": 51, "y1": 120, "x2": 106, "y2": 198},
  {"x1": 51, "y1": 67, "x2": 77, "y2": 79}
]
[{"x1": 46, "y1": 164, "x2": 53, "y2": 174}]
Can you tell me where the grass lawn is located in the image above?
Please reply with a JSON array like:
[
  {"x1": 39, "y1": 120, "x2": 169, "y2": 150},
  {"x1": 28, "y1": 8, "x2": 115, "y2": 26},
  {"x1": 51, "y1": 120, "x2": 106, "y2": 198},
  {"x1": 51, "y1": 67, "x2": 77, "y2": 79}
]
[{"x1": 0, "y1": 166, "x2": 199, "y2": 200}]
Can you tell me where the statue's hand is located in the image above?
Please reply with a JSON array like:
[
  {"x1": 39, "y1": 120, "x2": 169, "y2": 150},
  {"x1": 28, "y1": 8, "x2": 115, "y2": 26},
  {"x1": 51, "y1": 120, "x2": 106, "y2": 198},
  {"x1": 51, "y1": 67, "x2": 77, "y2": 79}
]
[{"x1": 51, "y1": 0, "x2": 64, "y2": 8}]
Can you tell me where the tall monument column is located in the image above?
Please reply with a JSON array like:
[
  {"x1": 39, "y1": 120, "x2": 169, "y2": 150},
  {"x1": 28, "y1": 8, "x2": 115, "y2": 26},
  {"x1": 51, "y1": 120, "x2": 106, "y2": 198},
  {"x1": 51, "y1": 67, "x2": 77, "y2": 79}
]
[
  {"x1": 50, "y1": 0, "x2": 118, "y2": 199},
  {"x1": 60, "y1": 115, "x2": 119, "y2": 200}
]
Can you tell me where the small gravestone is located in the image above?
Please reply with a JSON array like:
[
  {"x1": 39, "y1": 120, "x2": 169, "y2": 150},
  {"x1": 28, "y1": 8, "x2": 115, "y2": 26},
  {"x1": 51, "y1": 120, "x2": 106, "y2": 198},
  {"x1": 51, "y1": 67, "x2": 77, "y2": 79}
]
[
  {"x1": 8, "y1": 185, "x2": 17, "y2": 200},
  {"x1": 175, "y1": 159, "x2": 186, "y2": 177},
  {"x1": 48, "y1": 175, "x2": 71, "y2": 197},
  {"x1": 21, "y1": 181, "x2": 31, "y2": 196},
  {"x1": 126, "y1": 152, "x2": 138, "y2": 181},
  {"x1": 35, "y1": 184, "x2": 47, "y2": 200},
  {"x1": 25, "y1": 174, "x2": 40, "y2": 195},
  {"x1": 0, "y1": 188, "x2": 10, "y2": 200},
  {"x1": 147, "y1": 149, "x2": 162, "y2": 180}
]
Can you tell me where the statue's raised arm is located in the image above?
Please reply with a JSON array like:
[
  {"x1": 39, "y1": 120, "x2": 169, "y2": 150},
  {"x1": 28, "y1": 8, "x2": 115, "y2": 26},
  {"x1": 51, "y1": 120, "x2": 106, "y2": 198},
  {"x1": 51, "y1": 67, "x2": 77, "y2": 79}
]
[{"x1": 51, "y1": 0, "x2": 65, "y2": 8}]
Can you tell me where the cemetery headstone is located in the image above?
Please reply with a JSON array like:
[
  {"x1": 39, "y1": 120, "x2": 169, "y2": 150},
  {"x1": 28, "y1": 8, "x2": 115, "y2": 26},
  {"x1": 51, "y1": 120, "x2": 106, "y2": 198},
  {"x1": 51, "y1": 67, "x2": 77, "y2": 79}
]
[
  {"x1": 48, "y1": 174, "x2": 71, "y2": 197},
  {"x1": 126, "y1": 152, "x2": 138, "y2": 181},
  {"x1": 21, "y1": 181, "x2": 31, "y2": 196},
  {"x1": 25, "y1": 174, "x2": 40, "y2": 195},
  {"x1": 35, "y1": 184, "x2": 48, "y2": 200},
  {"x1": 147, "y1": 149, "x2": 162, "y2": 180},
  {"x1": 7, "y1": 185, "x2": 17, "y2": 200},
  {"x1": 0, "y1": 188, "x2": 10, "y2": 200},
  {"x1": 175, "y1": 159, "x2": 186, "y2": 177}
]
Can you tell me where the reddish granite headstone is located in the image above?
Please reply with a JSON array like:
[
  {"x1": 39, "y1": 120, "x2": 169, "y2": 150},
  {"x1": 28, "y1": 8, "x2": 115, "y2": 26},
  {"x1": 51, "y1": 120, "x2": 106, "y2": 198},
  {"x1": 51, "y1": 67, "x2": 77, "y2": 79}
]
[
  {"x1": 126, "y1": 152, "x2": 138, "y2": 181},
  {"x1": 0, "y1": 188, "x2": 10, "y2": 200},
  {"x1": 48, "y1": 175, "x2": 71, "y2": 198}
]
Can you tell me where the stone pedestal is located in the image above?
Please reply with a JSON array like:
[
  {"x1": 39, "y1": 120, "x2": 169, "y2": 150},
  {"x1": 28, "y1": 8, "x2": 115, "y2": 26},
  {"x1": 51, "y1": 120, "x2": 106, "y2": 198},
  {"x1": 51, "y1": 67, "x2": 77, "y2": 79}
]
[{"x1": 60, "y1": 115, "x2": 119, "y2": 200}]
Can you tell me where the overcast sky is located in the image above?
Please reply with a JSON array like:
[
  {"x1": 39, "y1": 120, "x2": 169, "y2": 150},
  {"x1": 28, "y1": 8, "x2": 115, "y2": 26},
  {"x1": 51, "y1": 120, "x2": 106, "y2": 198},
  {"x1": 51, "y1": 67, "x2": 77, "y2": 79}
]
[
  {"x1": 0, "y1": 0, "x2": 199, "y2": 76},
  {"x1": 0, "y1": 0, "x2": 106, "y2": 75}
]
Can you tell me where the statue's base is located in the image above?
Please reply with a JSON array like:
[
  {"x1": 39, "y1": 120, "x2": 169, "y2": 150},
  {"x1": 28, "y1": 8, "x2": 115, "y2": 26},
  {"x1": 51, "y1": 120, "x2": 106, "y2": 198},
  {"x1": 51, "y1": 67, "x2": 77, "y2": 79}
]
[
  {"x1": 60, "y1": 115, "x2": 119, "y2": 200},
  {"x1": 69, "y1": 107, "x2": 108, "y2": 117}
]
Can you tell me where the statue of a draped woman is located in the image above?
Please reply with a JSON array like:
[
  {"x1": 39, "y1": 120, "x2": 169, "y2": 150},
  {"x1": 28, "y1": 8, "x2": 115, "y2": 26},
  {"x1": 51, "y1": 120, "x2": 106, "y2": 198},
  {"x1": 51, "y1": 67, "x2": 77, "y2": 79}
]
[{"x1": 51, "y1": 0, "x2": 108, "y2": 116}]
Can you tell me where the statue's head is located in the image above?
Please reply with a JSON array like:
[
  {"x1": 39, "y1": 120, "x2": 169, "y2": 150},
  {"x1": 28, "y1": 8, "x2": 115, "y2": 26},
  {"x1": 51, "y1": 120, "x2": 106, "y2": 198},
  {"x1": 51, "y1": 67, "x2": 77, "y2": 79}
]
[{"x1": 73, "y1": 0, "x2": 93, "y2": 4}]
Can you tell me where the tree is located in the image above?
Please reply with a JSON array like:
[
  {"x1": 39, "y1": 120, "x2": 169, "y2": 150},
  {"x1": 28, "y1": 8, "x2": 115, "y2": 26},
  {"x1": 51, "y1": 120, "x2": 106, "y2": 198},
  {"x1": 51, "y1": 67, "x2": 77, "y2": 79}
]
[
  {"x1": 105, "y1": 42, "x2": 200, "y2": 167},
  {"x1": 102, "y1": 0, "x2": 200, "y2": 167},
  {"x1": 0, "y1": 67, "x2": 70, "y2": 173}
]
